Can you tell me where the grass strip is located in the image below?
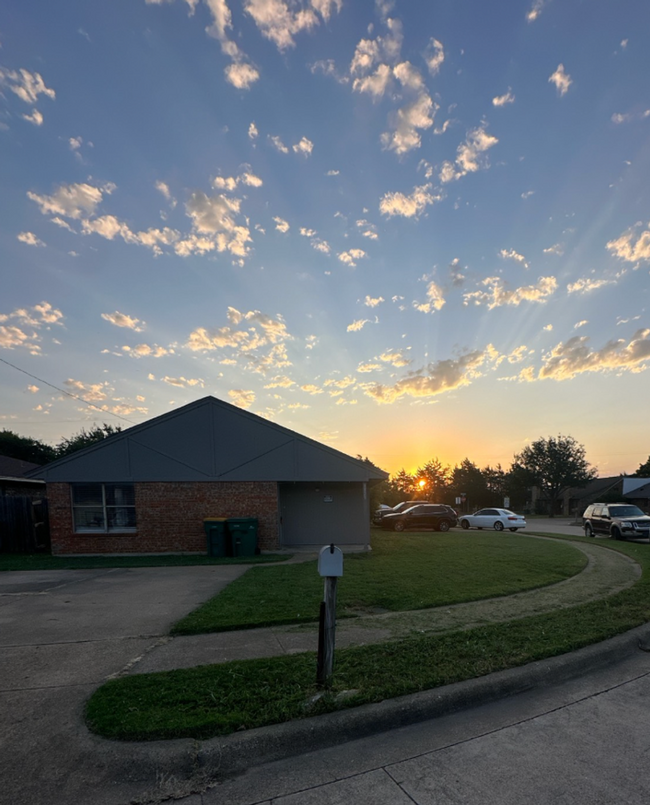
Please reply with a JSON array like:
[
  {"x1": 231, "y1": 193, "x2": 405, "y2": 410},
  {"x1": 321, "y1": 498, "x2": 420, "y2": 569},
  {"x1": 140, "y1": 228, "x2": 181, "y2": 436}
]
[
  {"x1": 172, "y1": 532, "x2": 586, "y2": 634},
  {"x1": 85, "y1": 536, "x2": 650, "y2": 742},
  {"x1": 0, "y1": 553, "x2": 289, "y2": 572}
]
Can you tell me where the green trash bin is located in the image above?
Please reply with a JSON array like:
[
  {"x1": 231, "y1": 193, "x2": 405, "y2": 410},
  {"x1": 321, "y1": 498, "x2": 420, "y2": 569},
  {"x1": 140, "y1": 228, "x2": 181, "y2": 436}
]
[
  {"x1": 227, "y1": 518, "x2": 258, "y2": 558},
  {"x1": 204, "y1": 518, "x2": 229, "y2": 557}
]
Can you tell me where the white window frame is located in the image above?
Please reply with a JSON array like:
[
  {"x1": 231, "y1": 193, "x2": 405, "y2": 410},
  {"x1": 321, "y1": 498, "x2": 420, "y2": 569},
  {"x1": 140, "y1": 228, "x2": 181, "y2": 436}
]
[{"x1": 71, "y1": 483, "x2": 136, "y2": 534}]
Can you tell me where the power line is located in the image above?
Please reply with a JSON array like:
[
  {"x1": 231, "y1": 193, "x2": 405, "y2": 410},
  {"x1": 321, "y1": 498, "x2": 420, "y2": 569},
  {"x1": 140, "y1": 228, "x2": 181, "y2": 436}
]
[{"x1": 0, "y1": 355, "x2": 137, "y2": 425}]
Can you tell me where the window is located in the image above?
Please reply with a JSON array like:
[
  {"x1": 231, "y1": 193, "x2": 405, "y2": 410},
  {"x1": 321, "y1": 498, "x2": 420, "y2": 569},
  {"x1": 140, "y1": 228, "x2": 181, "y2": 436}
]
[{"x1": 71, "y1": 484, "x2": 136, "y2": 533}]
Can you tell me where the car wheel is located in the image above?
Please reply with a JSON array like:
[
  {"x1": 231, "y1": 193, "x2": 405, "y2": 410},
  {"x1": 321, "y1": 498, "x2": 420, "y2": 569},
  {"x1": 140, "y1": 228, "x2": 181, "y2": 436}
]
[
  {"x1": 394, "y1": 521, "x2": 405, "y2": 532},
  {"x1": 611, "y1": 526, "x2": 622, "y2": 541},
  {"x1": 461, "y1": 519, "x2": 470, "y2": 530},
  {"x1": 438, "y1": 520, "x2": 450, "y2": 532},
  {"x1": 584, "y1": 523, "x2": 594, "y2": 538},
  {"x1": 494, "y1": 521, "x2": 504, "y2": 531},
  {"x1": 509, "y1": 528, "x2": 518, "y2": 532}
]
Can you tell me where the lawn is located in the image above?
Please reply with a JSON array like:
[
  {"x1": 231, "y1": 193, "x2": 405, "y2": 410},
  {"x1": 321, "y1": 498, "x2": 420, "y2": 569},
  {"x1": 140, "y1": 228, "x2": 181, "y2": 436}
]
[
  {"x1": 172, "y1": 531, "x2": 586, "y2": 634},
  {"x1": 85, "y1": 534, "x2": 650, "y2": 742},
  {"x1": 0, "y1": 553, "x2": 289, "y2": 572}
]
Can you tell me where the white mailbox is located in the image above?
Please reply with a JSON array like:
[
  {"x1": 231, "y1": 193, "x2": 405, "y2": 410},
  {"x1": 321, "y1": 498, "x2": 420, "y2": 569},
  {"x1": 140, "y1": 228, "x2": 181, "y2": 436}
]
[{"x1": 318, "y1": 544, "x2": 343, "y2": 577}]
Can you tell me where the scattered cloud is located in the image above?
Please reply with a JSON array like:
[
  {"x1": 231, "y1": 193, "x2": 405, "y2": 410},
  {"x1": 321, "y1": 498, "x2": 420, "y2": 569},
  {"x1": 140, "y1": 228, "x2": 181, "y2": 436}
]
[
  {"x1": 492, "y1": 90, "x2": 515, "y2": 107},
  {"x1": 293, "y1": 136, "x2": 314, "y2": 156},
  {"x1": 123, "y1": 344, "x2": 169, "y2": 358},
  {"x1": 273, "y1": 216, "x2": 290, "y2": 233},
  {"x1": 549, "y1": 64, "x2": 572, "y2": 96},
  {"x1": 611, "y1": 109, "x2": 650, "y2": 125},
  {"x1": 415, "y1": 281, "x2": 445, "y2": 313},
  {"x1": 364, "y1": 346, "x2": 500, "y2": 404},
  {"x1": 464, "y1": 276, "x2": 558, "y2": 309},
  {"x1": 347, "y1": 318, "x2": 369, "y2": 332},
  {"x1": 357, "y1": 362, "x2": 381, "y2": 373},
  {"x1": 244, "y1": 0, "x2": 342, "y2": 52},
  {"x1": 161, "y1": 375, "x2": 204, "y2": 388},
  {"x1": 424, "y1": 38, "x2": 444, "y2": 75},
  {"x1": 543, "y1": 243, "x2": 564, "y2": 255},
  {"x1": 248, "y1": 122, "x2": 259, "y2": 139},
  {"x1": 440, "y1": 125, "x2": 498, "y2": 183},
  {"x1": 364, "y1": 295, "x2": 384, "y2": 308},
  {"x1": 338, "y1": 248, "x2": 367, "y2": 267},
  {"x1": 567, "y1": 277, "x2": 616, "y2": 294},
  {"x1": 521, "y1": 190, "x2": 535, "y2": 199},
  {"x1": 379, "y1": 349, "x2": 411, "y2": 367},
  {"x1": 269, "y1": 135, "x2": 289, "y2": 154},
  {"x1": 229, "y1": 389, "x2": 255, "y2": 408},
  {"x1": 0, "y1": 67, "x2": 55, "y2": 105},
  {"x1": 22, "y1": 108, "x2": 43, "y2": 126},
  {"x1": 606, "y1": 223, "x2": 650, "y2": 264},
  {"x1": 101, "y1": 311, "x2": 144, "y2": 331},
  {"x1": 64, "y1": 378, "x2": 110, "y2": 402},
  {"x1": 499, "y1": 248, "x2": 529, "y2": 268},
  {"x1": 539, "y1": 330, "x2": 650, "y2": 380},
  {"x1": 28, "y1": 181, "x2": 110, "y2": 219},
  {"x1": 17, "y1": 231, "x2": 45, "y2": 247},
  {"x1": 301, "y1": 384, "x2": 323, "y2": 394},
  {"x1": 526, "y1": 0, "x2": 550, "y2": 22},
  {"x1": 379, "y1": 183, "x2": 437, "y2": 218}
]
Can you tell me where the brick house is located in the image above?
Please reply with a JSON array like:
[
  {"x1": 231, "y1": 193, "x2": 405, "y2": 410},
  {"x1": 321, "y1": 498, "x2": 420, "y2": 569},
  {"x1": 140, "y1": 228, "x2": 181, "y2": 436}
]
[{"x1": 27, "y1": 396, "x2": 387, "y2": 555}]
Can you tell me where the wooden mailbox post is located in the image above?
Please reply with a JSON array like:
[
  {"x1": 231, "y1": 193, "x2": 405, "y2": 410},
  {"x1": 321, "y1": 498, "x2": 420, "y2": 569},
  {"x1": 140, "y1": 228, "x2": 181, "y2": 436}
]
[{"x1": 316, "y1": 543, "x2": 343, "y2": 687}]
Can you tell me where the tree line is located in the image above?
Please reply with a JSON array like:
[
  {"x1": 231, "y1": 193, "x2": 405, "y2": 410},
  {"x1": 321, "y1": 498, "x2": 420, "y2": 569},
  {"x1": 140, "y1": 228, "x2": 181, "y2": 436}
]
[
  {"x1": 0, "y1": 424, "x2": 122, "y2": 465},
  {"x1": 369, "y1": 436, "x2": 650, "y2": 516}
]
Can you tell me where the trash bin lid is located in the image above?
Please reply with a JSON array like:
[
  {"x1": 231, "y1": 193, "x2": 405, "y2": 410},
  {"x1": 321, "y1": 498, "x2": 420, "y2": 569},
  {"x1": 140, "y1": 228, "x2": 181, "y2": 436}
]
[{"x1": 204, "y1": 517, "x2": 228, "y2": 522}]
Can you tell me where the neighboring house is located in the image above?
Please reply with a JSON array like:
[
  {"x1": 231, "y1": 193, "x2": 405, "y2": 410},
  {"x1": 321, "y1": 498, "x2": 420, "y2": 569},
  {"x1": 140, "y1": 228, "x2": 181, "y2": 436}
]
[
  {"x1": 563, "y1": 475, "x2": 650, "y2": 516},
  {"x1": 0, "y1": 455, "x2": 46, "y2": 497},
  {"x1": 27, "y1": 396, "x2": 388, "y2": 555}
]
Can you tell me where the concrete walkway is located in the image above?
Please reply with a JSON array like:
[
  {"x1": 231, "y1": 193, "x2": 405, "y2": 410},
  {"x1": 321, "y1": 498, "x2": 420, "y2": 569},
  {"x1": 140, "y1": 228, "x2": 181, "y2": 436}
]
[{"x1": 130, "y1": 536, "x2": 640, "y2": 674}]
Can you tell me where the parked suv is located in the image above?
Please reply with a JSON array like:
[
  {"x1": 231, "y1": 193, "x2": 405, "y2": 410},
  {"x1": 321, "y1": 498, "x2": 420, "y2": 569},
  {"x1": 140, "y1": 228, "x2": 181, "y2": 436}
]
[
  {"x1": 381, "y1": 504, "x2": 458, "y2": 533},
  {"x1": 372, "y1": 500, "x2": 428, "y2": 525},
  {"x1": 582, "y1": 503, "x2": 650, "y2": 540}
]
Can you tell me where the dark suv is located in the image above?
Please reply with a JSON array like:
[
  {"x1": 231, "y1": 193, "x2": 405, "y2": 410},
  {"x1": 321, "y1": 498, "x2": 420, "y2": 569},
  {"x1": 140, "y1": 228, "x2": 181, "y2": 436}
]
[
  {"x1": 582, "y1": 503, "x2": 650, "y2": 540},
  {"x1": 372, "y1": 500, "x2": 428, "y2": 525},
  {"x1": 381, "y1": 504, "x2": 458, "y2": 533}
]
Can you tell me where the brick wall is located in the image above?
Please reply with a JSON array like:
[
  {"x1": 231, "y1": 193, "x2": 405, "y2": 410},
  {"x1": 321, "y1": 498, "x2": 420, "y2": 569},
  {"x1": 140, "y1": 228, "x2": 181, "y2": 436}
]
[{"x1": 48, "y1": 481, "x2": 279, "y2": 555}]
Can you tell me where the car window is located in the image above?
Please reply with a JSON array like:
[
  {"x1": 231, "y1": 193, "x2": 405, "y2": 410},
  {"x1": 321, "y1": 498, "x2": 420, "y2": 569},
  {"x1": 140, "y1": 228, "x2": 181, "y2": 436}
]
[
  {"x1": 474, "y1": 509, "x2": 488, "y2": 515},
  {"x1": 592, "y1": 505, "x2": 603, "y2": 516},
  {"x1": 610, "y1": 506, "x2": 645, "y2": 518},
  {"x1": 483, "y1": 509, "x2": 498, "y2": 516},
  {"x1": 583, "y1": 505, "x2": 593, "y2": 517}
]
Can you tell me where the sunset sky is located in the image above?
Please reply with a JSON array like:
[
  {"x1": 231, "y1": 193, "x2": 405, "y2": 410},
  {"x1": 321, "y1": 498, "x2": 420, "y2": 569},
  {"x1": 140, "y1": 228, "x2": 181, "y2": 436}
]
[{"x1": 1, "y1": 0, "x2": 649, "y2": 478}]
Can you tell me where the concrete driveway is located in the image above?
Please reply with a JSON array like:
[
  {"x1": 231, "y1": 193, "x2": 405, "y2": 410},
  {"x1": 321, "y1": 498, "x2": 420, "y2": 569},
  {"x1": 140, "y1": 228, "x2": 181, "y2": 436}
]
[{"x1": 0, "y1": 564, "x2": 249, "y2": 805}]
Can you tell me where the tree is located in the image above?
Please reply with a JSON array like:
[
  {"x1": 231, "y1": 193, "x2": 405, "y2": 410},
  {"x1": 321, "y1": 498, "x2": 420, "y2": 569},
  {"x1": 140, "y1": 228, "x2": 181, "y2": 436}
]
[
  {"x1": 56, "y1": 424, "x2": 122, "y2": 457},
  {"x1": 0, "y1": 429, "x2": 56, "y2": 465},
  {"x1": 513, "y1": 435, "x2": 597, "y2": 516},
  {"x1": 415, "y1": 458, "x2": 450, "y2": 502},
  {"x1": 634, "y1": 456, "x2": 650, "y2": 477},
  {"x1": 392, "y1": 468, "x2": 417, "y2": 498},
  {"x1": 449, "y1": 458, "x2": 488, "y2": 511}
]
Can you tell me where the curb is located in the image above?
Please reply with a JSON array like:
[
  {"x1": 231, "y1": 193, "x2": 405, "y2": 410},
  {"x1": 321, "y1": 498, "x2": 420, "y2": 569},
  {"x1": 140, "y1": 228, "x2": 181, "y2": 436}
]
[{"x1": 97, "y1": 620, "x2": 650, "y2": 788}]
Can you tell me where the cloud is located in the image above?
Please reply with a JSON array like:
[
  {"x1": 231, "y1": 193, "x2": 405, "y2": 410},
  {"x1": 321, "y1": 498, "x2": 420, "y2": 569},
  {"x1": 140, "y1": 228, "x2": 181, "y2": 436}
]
[
  {"x1": 611, "y1": 109, "x2": 650, "y2": 125},
  {"x1": 324, "y1": 375, "x2": 355, "y2": 389},
  {"x1": 101, "y1": 311, "x2": 144, "y2": 331},
  {"x1": 526, "y1": 0, "x2": 549, "y2": 22},
  {"x1": 244, "y1": 0, "x2": 341, "y2": 52},
  {"x1": 347, "y1": 319, "x2": 369, "y2": 332},
  {"x1": 229, "y1": 389, "x2": 255, "y2": 408},
  {"x1": 27, "y1": 181, "x2": 108, "y2": 219},
  {"x1": 424, "y1": 38, "x2": 444, "y2": 75},
  {"x1": 22, "y1": 109, "x2": 43, "y2": 126},
  {"x1": 539, "y1": 330, "x2": 650, "y2": 380},
  {"x1": 543, "y1": 243, "x2": 564, "y2": 255},
  {"x1": 248, "y1": 122, "x2": 259, "y2": 139},
  {"x1": 269, "y1": 135, "x2": 289, "y2": 154},
  {"x1": 549, "y1": 64, "x2": 572, "y2": 96},
  {"x1": 364, "y1": 347, "x2": 500, "y2": 404},
  {"x1": 521, "y1": 190, "x2": 535, "y2": 199},
  {"x1": 440, "y1": 125, "x2": 499, "y2": 183},
  {"x1": 567, "y1": 277, "x2": 616, "y2": 294},
  {"x1": 364, "y1": 295, "x2": 384, "y2": 308},
  {"x1": 0, "y1": 326, "x2": 41, "y2": 354},
  {"x1": 357, "y1": 362, "x2": 381, "y2": 373},
  {"x1": 123, "y1": 344, "x2": 170, "y2": 358},
  {"x1": 186, "y1": 308, "x2": 292, "y2": 374},
  {"x1": 379, "y1": 183, "x2": 436, "y2": 218},
  {"x1": 356, "y1": 219, "x2": 378, "y2": 239},
  {"x1": 492, "y1": 90, "x2": 515, "y2": 107},
  {"x1": 292, "y1": 137, "x2": 313, "y2": 156},
  {"x1": 464, "y1": 276, "x2": 558, "y2": 309},
  {"x1": 607, "y1": 223, "x2": 650, "y2": 264},
  {"x1": 225, "y1": 62, "x2": 260, "y2": 89},
  {"x1": 300, "y1": 227, "x2": 316, "y2": 237},
  {"x1": 379, "y1": 349, "x2": 412, "y2": 367},
  {"x1": 381, "y1": 82, "x2": 436, "y2": 155},
  {"x1": 0, "y1": 302, "x2": 64, "y2": 331},
  {"x1": 311, "y1": 238, "x2": 330, "y2": 253},
  {"x1": 338, "y1": 249, "x2": 367, "y2": 267},
  {"x1": 17, "y1": 231, "x2": 45, "y2": 247},
  {"x1": 352, "y1": 63, "x2": 392, "y2": 98},
  {"x1": 182, "y1": 191, "x2": 251, "y2": 257},
  {"x1": 213, "y1": 170, "x2": 263, "y2": 190},
  {"x1": 264, "y1": 375, "x2": 295, "y2": 388},
  {"x1": 64, "y1": 378, "x2": 109, "y2": 402},
  {"x1": 499, "y1": 248, "x2": 529, "y2": 268},
  {"x1": 273, "y1": 216, "x2": 290, "y2": 233},
  {"x1": 415, "y1": 281, "x2": 445, "y2": 313},
  {"x1": 161, "y1": 376, "x2": 204, "y2": 388},
  {"x1": 0, "y1": 67, "x2": 55, "y2": 104},
  {"x1": 301, "y1": 384, "x2": 323, "y2": 394},
  {"x1": 574, "y1": 320, "x2": 588, "y2": 329}
]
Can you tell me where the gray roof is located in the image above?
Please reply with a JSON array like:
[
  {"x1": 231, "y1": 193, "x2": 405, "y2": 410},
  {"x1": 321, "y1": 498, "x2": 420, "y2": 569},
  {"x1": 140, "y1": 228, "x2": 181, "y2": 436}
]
[
  {"x1": 567, "y1": 476, "x2": 622, "y2": 501},
  {"x1": 0, "y1": 455, "x2": 44, "y2": 480},
  {"x1": 27, "y1": 396, "x2": 388, "y2": 484}
]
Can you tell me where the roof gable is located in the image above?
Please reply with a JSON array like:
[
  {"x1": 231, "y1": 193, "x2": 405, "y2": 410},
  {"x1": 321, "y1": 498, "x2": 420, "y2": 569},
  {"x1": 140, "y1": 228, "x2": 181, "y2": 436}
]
[{"x1": 28, "y1": 397, "x2": 388, "y2": 483}]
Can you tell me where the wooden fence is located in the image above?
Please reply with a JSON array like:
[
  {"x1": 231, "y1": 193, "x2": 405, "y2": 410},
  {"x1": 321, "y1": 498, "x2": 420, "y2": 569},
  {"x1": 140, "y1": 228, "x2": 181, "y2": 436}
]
[{"x1": 0, "y1": 496, "x2": 50, "y2": 553}]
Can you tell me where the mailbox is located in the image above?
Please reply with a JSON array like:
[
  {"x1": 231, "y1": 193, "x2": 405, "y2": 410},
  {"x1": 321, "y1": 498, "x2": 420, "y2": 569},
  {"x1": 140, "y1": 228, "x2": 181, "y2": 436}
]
[{"x1": 318, "y1": 544, "x2": 343, "y2": 577}]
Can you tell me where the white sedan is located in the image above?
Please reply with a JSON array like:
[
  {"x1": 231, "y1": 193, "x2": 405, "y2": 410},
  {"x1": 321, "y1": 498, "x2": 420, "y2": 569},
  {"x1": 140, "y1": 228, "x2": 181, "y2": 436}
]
[{"x1": 459, "y1": 508, "x2": 527, "y2": 532}]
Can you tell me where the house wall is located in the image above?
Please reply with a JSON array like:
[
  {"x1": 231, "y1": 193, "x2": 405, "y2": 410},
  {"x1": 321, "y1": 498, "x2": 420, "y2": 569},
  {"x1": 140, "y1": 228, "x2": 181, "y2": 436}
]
[{"x1": 48, "y1": 481, "x2": 279, "y2": 554}]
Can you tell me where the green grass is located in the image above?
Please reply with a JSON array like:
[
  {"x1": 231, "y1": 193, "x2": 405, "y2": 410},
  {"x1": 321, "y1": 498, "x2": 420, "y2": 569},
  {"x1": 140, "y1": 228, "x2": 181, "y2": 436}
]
[
  {"x1": 0, "y1": 553, "x2": 289, "y2": 572},
  {"x1": 85, "y1": 534, "x2": 650, "y2": 742},
  {"x1": 172, "y1": 532, "x2": 586, "y2": 634}
]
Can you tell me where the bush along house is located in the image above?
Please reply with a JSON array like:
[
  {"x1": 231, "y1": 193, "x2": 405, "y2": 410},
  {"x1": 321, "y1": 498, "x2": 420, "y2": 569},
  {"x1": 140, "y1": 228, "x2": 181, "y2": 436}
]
[{"x1": 27, "y1": 396, "x2": 388, "y2": 555}]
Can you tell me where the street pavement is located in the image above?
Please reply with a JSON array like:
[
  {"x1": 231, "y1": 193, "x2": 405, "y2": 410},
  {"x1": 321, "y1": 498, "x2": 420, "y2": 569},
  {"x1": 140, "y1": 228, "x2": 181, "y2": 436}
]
[{"x1": 1, "y1": 522, "x2": 649, "y2": 805}]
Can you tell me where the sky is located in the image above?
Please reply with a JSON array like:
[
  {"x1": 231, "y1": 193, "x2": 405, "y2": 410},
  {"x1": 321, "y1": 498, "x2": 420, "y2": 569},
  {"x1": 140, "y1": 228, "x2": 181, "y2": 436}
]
[{"x1": 1, "y1": 0, "x2": 649, "y2": 478}]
